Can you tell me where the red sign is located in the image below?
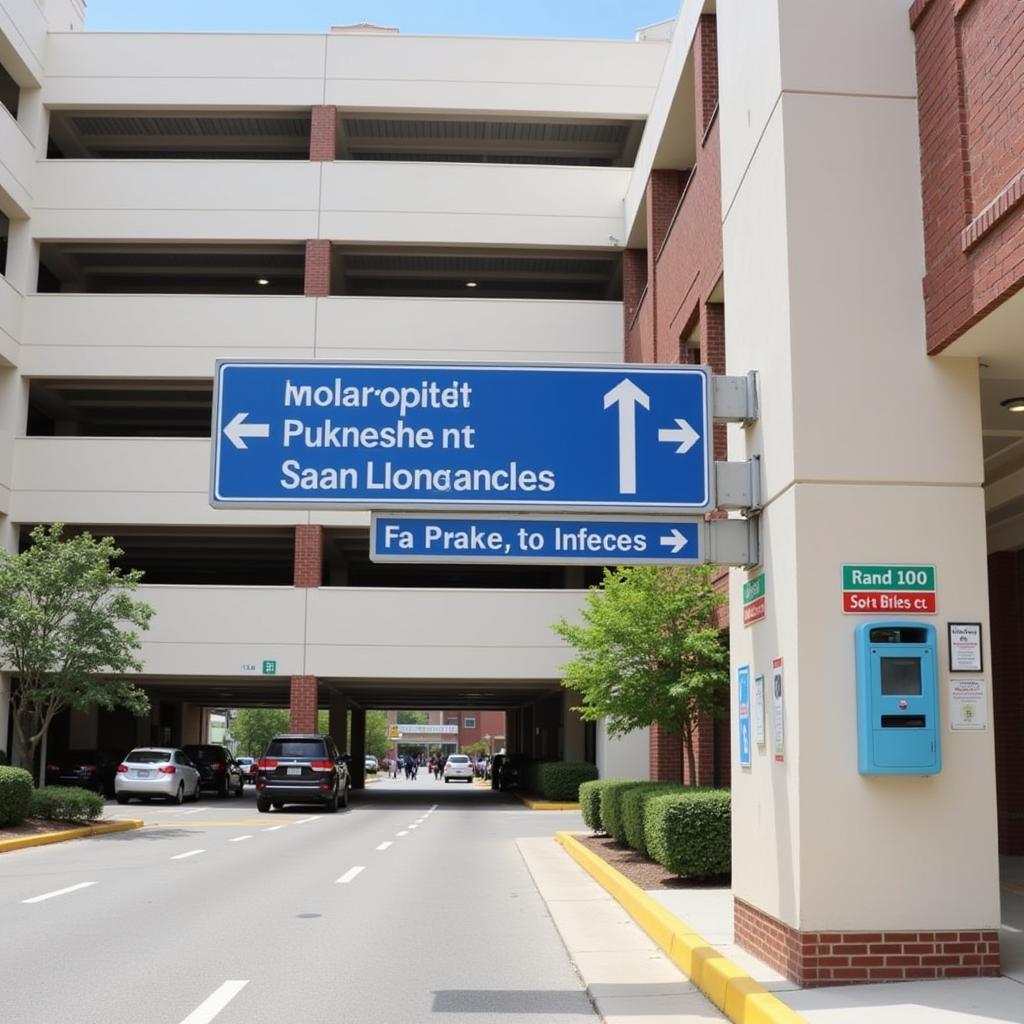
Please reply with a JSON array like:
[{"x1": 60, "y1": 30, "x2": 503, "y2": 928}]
[
  {"x1": 842, "y1": 591, "x2": 936, "y2": 614},
  {"x1": 743, "y1": 596, "x2": 766, "y2": 625}
]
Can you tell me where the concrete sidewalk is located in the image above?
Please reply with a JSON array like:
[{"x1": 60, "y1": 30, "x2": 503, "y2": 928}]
[{"x1": 524, "y1": 835, "x2": 1024, "y2": 1024}]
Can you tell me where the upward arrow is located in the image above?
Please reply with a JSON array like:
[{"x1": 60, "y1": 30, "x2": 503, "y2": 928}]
[{"x1": 603, "y1": 378, "x2": 650, "y2": 495}]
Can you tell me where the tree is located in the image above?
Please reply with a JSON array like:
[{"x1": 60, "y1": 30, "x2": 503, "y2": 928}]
[
  {"x1": 396, "y1": 710, "x2": 429, "y2": 725},
  {"x1": 0, "y1": 524, "x2": 155, "y2": 772},
  {"x1": 553, "y1": 565, "x2": 728, "y2": 785},
  {"x1": 230, "y1": 708, "x2": 291, "y2": 756},
  {"x1": 365, "y1": 709, "x2": 390, "y2": 759}
]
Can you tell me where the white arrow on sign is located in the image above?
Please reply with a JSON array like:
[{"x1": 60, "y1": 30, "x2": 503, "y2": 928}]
[
  {"x1": 658, "y1": 418, "x2": 700, "y2": 454},
  {"x1": 603, "y1": 379, "x2": 650, "y2": 495},
  {"x1": 224, "y1": 412, "x2": 270, "y2": 450},
  {"x1": 659, "y1": 528, "x2": 689, "y2": 554}
]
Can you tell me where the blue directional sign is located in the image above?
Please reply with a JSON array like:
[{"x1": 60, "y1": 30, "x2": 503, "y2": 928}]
[
  {"x1": 211, "y1": 361, "x2": 710, "y2": 512},
  {"x1": 371, "y1": 514, "x2": 703, "y2": 565}
]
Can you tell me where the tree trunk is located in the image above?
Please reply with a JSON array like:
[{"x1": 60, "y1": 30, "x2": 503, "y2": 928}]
[
  {"x1": 11, "y1": 707, "x2": 35, "y2": 772},
  {"x1": 682, "y1": 720, "x2": 697, "y2": 787}
]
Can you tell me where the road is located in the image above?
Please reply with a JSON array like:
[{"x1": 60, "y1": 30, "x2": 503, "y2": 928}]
[{"x1": 0, "y1": 775, "x2": 595, "y2": 1024}]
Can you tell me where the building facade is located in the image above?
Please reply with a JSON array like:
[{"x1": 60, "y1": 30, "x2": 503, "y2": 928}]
[{"x1": 0, "y1": 0, "x2": 1022, "y2": 989}]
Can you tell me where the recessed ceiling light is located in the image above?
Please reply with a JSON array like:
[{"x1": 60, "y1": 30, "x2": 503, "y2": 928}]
[
  {"x1": 465, "y1": 281, "x2": 478, "y2": 288},
  {"x1": 256, "y1": 277, "x2": 270, "y2": 286},
  {"x1": 1001, "y1": 397, "x2": 1024, "y2": 413}
]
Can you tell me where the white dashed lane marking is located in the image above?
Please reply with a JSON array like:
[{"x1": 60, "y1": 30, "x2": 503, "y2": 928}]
[
  {"x1": 21, "y1": 882, "x2": 96, "y2": 904},
  {"x1": 229, "y1": 835, "x2": 253, "y2": 843},
  {"x1": 178, "y1": 980, "x2": 248, "y2": 1024},
  {"x1": 336, "y1": 866, "x2": 365, "y2": 884},
  {"x1": 376, "y1": 841, "x2": 393, "y2": 851},
  {"x1": 170, "y1": 849, "x2": 205, "y2": 860}
]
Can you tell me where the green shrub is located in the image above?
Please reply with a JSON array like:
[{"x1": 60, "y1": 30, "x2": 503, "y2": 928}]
[
  {"x1": 621, "y1": 782, "x2": 686, "y2": 855},
  {"x1": 30, "y1": 786, "x2": 104, "y2": 824},
  {"x1": 644, "y1": 789, "x2": 731, "y2": 878},
  {"x1": 579, "y1": 779, "x2": 625, "y2": 832},
  {"x1": 0, "y1": 766, "x2": 34, "y2": 826},
  {"x1": 600, "y1": 780, "x2": 657, "y2": 844},
  {"x1": 535, "y1": 761, "x2": 598, "y2": 801}
]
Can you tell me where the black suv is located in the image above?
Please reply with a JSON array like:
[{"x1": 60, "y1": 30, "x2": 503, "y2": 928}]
[
  {"x1": 181, "y1": 744, "x2": 244, "y2": 798},
  {"x1": 255, "y1": 734, "x2": 350, "y2": 813}
]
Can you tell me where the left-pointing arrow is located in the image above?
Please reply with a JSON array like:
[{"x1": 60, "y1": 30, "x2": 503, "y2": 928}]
[
  {"x1": 224, "y1": 412, "x2": 271, "y2": 450},
  {"x1": 659, "y1": 528, "x2": 689, "y2": 554}
]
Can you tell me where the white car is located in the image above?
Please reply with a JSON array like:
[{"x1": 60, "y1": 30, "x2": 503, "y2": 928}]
[
  {"x1": 364, "y1": 755, "x2": 379, "y2": 773},
  {"x1": 443, "y1": 754, "x2": 474, "y2": 783},
  {"x1": 115, "y1": 747, "x2": 202, "y2": 805}
]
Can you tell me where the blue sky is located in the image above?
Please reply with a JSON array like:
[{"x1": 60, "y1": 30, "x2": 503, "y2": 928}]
[{"x1": 83, "y1": 1, "x2": 682, "y2": 39}]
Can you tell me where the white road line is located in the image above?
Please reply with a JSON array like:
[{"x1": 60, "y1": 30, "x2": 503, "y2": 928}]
[
  {"x1": 263, "y1": 825, "x2": 285, "y2": 832},
  {"x1": 229, "y1": 835, "x2": 253, "y2": 843},
  {"x1": 336, "y1": 866, "x2": 365, "y2": 884},
  {"x1": 181, "y1": 808, "x2": 202, "y2": 815},
  {"x1": 396, "y1": 830, "x2": 409, "y2": 837},
  {"x1": 21, "y1": 881, "x2": 96, "y2": 904},
  {"x1": 293, "y1": 816, "x2": 319, "y2": 825},
  {"x1": 170, "y1": 849, "x2": 205, "y2": 860},
  {"x1": 178, "y1": 980, "x2": 248, "y2": 1024},
  {"x1": 376, "y1": 841, "x2": 393, "y2": 851},
  {"x1": 408, "y1": 824, "x2": 418, "y2": 829}
]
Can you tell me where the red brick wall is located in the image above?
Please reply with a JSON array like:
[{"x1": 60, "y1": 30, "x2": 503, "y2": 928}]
[
  {"x1": 293, "y1": 524, "x2": 322, "y2": 588},
  {"x1": 912, "y1": 0, "x2": 1024, "y2": 352},
  {"x1": 309, "y1": 105, "x2": 337, "y2": 161},
  {"x1": 694, "y1": 14, "x2": 719, "y2": 138},
  {"x1": 289, "y1": 675, "x2": 318, "y2": 733},
  {"x1": 649, "y1": 723, "x2": 683, "y2": 782},
  {"x1": 304, "y1": 239, "x2": 331, "y2": 297},
  {"x1": 988, "y1": 550, "x2": 1024, "y2": 854},
  {"x1": 735, "y1": 898, "x2": 999, "y2": 986}
]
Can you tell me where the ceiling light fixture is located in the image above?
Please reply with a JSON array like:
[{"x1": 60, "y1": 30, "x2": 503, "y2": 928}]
[
  {"x1": 256, "y1": 277, "x2": 270, "y2": 286},
  {"x1": 465, "y1": 281, "x2": 478, "y2": 288},
  {"x1": 1001, "y1": 397, "x2": 1024, "y2": 413}
]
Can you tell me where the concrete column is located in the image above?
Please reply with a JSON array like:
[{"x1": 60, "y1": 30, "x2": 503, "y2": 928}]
[
  {"x1": 328, "y1": 690, "x2": 349, "y2": 754},
  {"x1": 561, "y1": 689, "x2": 586, "y2": 762},
  {"x1": 719, "y1": 0, "x2": 999, "y2": 985},
  {"x1": 349, "y1": 706, "x2": 366, "y2": 790},
  {"x1": 181, "y1": 703, "x2": 204, "y2": 745},
  {"x1": 595, "y1": 722, "x2": 649, "y2": 779}
]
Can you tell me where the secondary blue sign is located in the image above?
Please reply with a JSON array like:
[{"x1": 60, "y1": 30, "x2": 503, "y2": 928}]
[
  {"x1": 738, "y1": 665, "x2": 751, "y2": 768},
  {"x1": 211, "y1": 361, "x2": 710, "y2": 512},
  {"x1": 371, "y1": 514, "x2": 702, "y2": 565}
]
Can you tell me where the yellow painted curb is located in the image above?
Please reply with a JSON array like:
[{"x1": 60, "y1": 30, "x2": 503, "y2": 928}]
[
  {"x1": 555, "y1": 831, "x2": 807, "y2": 1024},
  {"x1": 0, "y1": 818, "x2": 143, "y2": 854},
  {"x1": 517, "y1": 794, "x2": 581, "y2": 811}
]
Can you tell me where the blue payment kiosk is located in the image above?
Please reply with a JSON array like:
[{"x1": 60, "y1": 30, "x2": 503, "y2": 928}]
[{"x1": 855, "y1": 622, "x2": 940, "y2": 775}]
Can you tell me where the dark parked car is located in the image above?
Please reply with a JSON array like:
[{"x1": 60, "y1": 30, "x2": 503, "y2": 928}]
[
  {"x1": 255, "y1": 734, "x2": 350, "y2": 813},
  {"x1": 181, "y1": 744, "x2": 244, "y2": 798},
  {"x1": 45, "y1": 750, "x2": 120, "y2": 796}
]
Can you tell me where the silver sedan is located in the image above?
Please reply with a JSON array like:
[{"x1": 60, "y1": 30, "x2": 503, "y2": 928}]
[
  {"x1": 114, "y1": 747, "x2": 202, "y2": 805},
  {"x1": 443, "y1": 754, "x2": 475, "y2": 783}
]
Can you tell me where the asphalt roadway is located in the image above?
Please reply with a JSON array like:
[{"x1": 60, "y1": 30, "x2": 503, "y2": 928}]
[{"x1": 0, "y1": 775, "x2": 596, "y2": 1024}]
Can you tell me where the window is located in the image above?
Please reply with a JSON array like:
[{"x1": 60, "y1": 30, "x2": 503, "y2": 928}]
[{"x1": 464, "y1": 717, "x2": 476, "y2": 729}]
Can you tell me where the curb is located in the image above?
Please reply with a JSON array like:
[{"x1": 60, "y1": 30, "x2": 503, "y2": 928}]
[
  {"x1": 0, "y1": 818, "x2": 144, "y2": 854},
  {"x1": 555, "y1": 831, "x2": 806, "y2": 1024},
  {"x1": 517, "y1": 794, "x2": 581, "y2": 811}
]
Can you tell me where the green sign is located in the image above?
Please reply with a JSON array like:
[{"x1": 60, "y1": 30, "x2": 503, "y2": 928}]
[
  {"x1": 262, "y1": 660, "x2": 277, "y2": 676},
  {"x1": 842, "y1": 565, "x2": 935, "y2": 591},
  {"x1": 743, "y1": 573, "x2": 765, "y2": 604}
]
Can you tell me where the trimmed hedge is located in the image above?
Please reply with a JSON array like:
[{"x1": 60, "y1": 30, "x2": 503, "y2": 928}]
[
  {"x1": 644, "y1": 788, "x2": 731, "y2": 878},
  {"x1": 522, "y1": 760, "x2": 598, "y2": 801},
  {"x1": 579, "y1": 779, "x2": 625, "y2": 833},
  {"x1": 30, "y1": 786, "x2": 105, "y2": 824},
  {"x1": 601, "y1": 780, "x2": 656, "y2": 845},
  {"x1": 621, "y1": 782, "x2": 686, "y2": 856},
  {"x1": 0, "y1": 766, "x2": 34, "y2": 826}
]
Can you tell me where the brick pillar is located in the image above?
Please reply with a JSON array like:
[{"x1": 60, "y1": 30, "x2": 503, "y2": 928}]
[
  {"x1": 293, "y1": 524, "x2": 323, "y2": 587},
  {"x1": 622, "y1": 247, "x2": 648, "y2": 357},
  {"x1": 645, "y1": 170, "x2": 686, "y2": 361},
  {"x1": 649, "y1": 723, "x2": 683, "y2": 782},
  {"x1": 683, "y1": 713, "x2": 718, "y2": 787},
  {"x1": 289, "y1": 675, "x2": 318, "y2": 733},
  {"x1": 309, "y1": 105, "x2": 337, "y2": 161},
  {"x1": 701, "y1": 301, "x2": 727, "y2": 460},
  {"x1": 304, "y1": 240, "x2": 331, "y2": 297},
  {"x1": 694, "y1": 14, "x2": 718, "y2": 138},
  {"x1": 990, "y1": 551, "x2": 1024, "y2": 854}
]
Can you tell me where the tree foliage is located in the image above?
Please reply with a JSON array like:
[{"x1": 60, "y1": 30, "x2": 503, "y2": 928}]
[
  {"x1": 231, "y1": 708, "x2": 291, "y2": 756},
  {"x1": 396, "y1": 710, "x2": 429, "y2": 725},
  {"x1": 553, "y1": 565, "x2": 728, "y2": 784},
  {"x1": 365, "y1": 709, "x2": 390, "y2": 759},
  {"x1": 0, "y1": 524, "x2": 154, "y2": 770}
]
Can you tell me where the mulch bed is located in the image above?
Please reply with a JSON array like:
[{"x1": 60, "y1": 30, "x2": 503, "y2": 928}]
[
  {"x1": 0, "y1": 817, "x2": 104, "y2": 844},
  {"x1": 577, "y1": 833, "x2": 729, "y2": 891}
]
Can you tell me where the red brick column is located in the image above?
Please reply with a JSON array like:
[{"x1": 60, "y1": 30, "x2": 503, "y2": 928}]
[
  {"x1": 293, "y1": 525, "x2": 323, "y2": 588},
  {"x1": 649, "y1": 723, "x2": 683, "y2": 782},
  {"x1": 622, "y1": 248, "x2": 648, "y2": 344},
  {"x1": 290, "y1": 675, "x2": 318, "y2": 733},
  {"x1": 304, "y1": 240, "x2": 331, "y2": 297},
  {"x1": 683, "y1": 713, "x2": 717, "y2": 787},
  {"x1": 989, "y1": 550, "x2": 1024, "y2": 854},
  {"x1": 309, "y1": 105, "x2": 337, "y2": 161},
  {"x1": 701, "y1": 302, "x2": 727, "y2": 459},
  {"x1": 645, "y1": 170, "x2": 686, "y2": 361},
  {"x1": 694, "y1": 15, "x2": 719, "y2": 138}
]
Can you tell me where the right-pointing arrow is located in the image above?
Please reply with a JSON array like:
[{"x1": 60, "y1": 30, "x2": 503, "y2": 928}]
[
  {"x1": 658, "y1": 418, "x2": 700, "y2": 454},
  {"x1": 659, "y1": 528, "x2": 689, "y2": 554}
]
